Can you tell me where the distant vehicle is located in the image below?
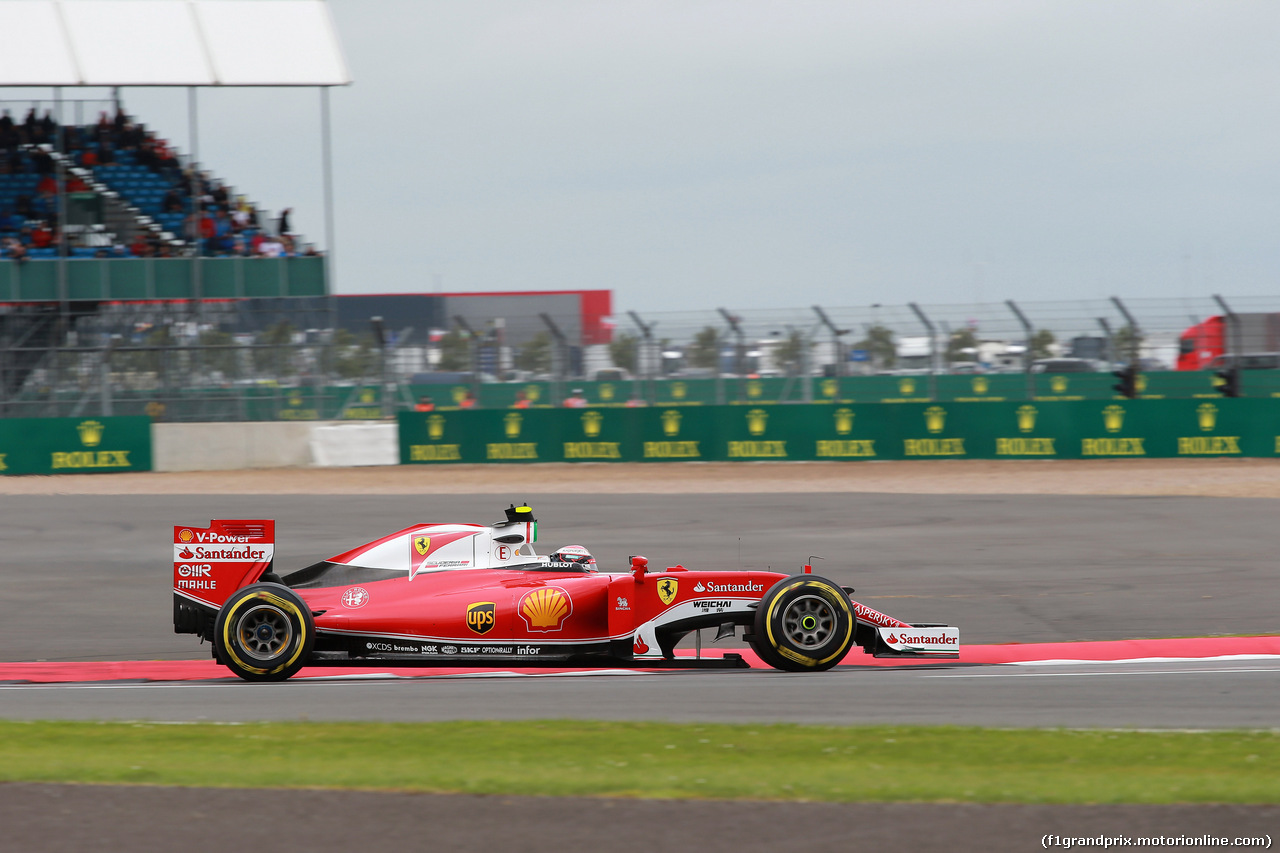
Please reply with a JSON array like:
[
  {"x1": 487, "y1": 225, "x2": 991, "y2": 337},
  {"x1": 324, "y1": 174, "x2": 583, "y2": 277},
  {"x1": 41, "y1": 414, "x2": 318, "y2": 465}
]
[
  {"x1": 1178, "y1": 313, "x2": 1280, "y2": 370},
  {"x1": 1207, "y1": 353, "x2": 1280, "y2": 371},
  {"x1": 1031, "y1": 358, "x2": 1097, "y2": 373}
]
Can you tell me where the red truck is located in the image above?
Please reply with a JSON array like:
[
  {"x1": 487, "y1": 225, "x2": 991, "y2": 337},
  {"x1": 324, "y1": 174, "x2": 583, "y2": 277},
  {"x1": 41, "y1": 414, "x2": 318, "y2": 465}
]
[{"x1": 1177, "y1": 313, "x2": 1280, "y2": 370}]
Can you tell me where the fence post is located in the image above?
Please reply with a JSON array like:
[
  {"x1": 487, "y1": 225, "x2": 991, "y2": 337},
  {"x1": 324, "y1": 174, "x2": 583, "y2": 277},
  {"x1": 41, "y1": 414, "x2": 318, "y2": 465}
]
[
  {"x1": 908, "y1": 302, "x2": 937, "y2": 402},
  {"x1": 1006, "y1": 299, "x2": 1034, "y2": 400}
]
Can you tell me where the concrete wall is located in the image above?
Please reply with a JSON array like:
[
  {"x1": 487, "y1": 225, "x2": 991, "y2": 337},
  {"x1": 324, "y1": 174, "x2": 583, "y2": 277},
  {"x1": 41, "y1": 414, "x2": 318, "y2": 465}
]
[{"x1": 153, "y1": 421, "x2": 395, "y2": 472}]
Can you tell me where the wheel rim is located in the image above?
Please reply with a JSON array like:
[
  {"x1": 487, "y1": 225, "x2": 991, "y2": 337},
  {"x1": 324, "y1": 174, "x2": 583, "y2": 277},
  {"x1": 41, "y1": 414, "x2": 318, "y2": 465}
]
[
  {"x1": 781, "y1": 595, "x2": 835, "y2": 647},
  {"x1": 234, "y1": 603, "x2": 293, "y2": 660}
]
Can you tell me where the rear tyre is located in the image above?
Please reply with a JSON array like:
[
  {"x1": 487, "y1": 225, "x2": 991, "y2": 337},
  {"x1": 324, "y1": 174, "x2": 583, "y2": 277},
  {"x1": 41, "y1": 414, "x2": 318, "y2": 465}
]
[
  {"x1": 748, "y1": 575, "x2": 854, "y2": 672},
  {"x1": 214, "y1": 584, "x2": 314, "y2": 682}
]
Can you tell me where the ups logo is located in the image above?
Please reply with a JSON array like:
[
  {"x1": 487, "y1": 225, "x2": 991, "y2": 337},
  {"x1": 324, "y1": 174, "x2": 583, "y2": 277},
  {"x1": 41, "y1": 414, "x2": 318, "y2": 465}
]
[
  {"x1": 466, "y1": 602, "x2": 496, "y2": 635},
  {"x1": 821, "y1": 378, "x2": 838, "y2": 398},
  {"x1": 427, "y1": 414, "x2": 446, "y2": 440},
  {"x1": 747, "y1": 380, "x2": 763, "y2": 398},
  {"x1": 582, "y1": 410, "x2": 603, "y2": 437},
  {"x1": 672, "y1": 381, "x2": 687, "y2": 400},
  {"x1": 504, "y1": 412, "x2": 523, "y2": 438},
  {"x1": 899, "y1": 378, "x2": 916, "y2": 395},
  {"x1": 662, "y1": 410, "x2": 682, "y2": 437},
  {"x1": 747, "y1": 408, "x2": 769, "y2": 436},
  {"x1": 972, "y1": 377, "x2": 989, "y2": 395},
  {"x1": 600, "y1": 383, "x2": 615, "y2": 401}
]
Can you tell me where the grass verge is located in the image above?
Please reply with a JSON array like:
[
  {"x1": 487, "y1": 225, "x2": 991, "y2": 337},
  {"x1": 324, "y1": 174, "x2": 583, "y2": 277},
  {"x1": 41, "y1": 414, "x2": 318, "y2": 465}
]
[{"x1": 1, "y1": 721, "x2": 1277, "y2": 803}]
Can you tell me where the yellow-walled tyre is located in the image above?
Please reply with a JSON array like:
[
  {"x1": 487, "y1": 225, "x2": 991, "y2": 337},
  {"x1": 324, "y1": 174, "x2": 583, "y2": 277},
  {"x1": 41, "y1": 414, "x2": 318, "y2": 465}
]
[
  {"x1": 749, "y1": 575, "x2": 854, "y2": 672},
  {"x1": 214, "y1": 584, "x2": 315, "y2": 682}
]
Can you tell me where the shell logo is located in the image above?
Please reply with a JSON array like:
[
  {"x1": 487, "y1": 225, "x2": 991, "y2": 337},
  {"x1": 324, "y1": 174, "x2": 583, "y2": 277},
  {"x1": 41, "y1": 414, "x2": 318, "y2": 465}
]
[
  {"x1": 899, "y1": 378, "x2": 915, "y2": 395},
  {"x1": 972, "y1": 377, "x2": 989, "y2": 395},
  {"x1": 504, "y1": 412, "x2": 523, "y2": 438},
  {"x1": 1103, "y1": 404, "x2": 1125, "y2": 433},
  {"x1": 834, "y1": 408, "x2": 854, "y2": 435},
  {"x1": 582, "y1": 411, "x2": 603, "y2": 438},
  {"x1": 1197, "y1": 402, "x2": 1218, "y2": 432},
  {"x1": 747, "y1": 408, "x2": 768, "y2": 436},
  {"x1": 662, "y1": 409, "x2": 682, "y2": 437},
  {"x1": 519, "y1": 587, "x2": 573, "y2": 632},
  {"x1": 178, "y1": 528, "x2": 194, "y2": 543},
  {"x1": 427, "y1": 414, "x2": 446, "y2": 440},
  {"x1": 1017, "y1": 405, "x2": 1037, "y2": 434},
  {"x1": 924, "y1": 406, "x2": 946, "y2": 434},
  {"x1": 77, "y1": 420, "x2": 104, "y2": 448}
]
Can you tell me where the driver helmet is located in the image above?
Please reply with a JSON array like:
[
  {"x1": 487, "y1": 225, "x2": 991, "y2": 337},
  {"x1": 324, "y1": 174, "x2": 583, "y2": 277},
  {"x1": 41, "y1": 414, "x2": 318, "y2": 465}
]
[{"x1": 549, "y1": 545, "x2": 597, "y2": 571}]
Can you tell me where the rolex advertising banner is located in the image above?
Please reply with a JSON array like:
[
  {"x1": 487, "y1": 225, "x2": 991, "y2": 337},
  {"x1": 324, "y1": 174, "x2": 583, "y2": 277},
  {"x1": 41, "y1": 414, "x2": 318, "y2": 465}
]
[
  {"x1": 399, "y1": 399, "x2": 1280, "y2": 464},
  {"x1": 0, "y1": 417, "x2": 153, "y2": 475}
]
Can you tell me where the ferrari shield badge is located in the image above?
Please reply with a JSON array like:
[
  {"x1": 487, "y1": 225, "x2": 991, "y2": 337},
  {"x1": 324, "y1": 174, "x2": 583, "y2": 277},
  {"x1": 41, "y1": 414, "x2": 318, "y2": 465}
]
[
  {"x1": 657, "y1": 577, "x2": 679, "y2": 606},
  {"x1": 413, "y1": 536, "x2": 431, "y2": 557}
]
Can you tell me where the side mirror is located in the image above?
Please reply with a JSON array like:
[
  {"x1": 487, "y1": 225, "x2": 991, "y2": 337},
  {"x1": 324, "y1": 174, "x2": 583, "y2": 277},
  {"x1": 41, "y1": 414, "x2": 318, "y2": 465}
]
[{"x1": 630, "y1": 555, "x2": 648, "y2": 583}]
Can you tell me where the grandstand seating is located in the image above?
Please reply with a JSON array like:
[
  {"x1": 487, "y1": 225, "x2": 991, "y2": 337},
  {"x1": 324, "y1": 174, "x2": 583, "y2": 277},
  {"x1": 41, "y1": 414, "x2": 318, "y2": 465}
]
[{"x1": 1, "y1": 116, "x2": 302, "y2": 260}]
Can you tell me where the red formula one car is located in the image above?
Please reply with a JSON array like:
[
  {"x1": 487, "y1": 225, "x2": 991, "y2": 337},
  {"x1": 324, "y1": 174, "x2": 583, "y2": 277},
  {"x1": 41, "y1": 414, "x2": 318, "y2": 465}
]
[{"x1": 173, "y1": 505, "x2": 959, "y2": 681}]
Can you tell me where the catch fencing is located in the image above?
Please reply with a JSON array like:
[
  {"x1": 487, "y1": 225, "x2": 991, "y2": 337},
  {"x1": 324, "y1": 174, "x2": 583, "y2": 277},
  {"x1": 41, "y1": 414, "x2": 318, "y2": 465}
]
[{"x1": 4, "y1": 293, "x2": 1280, "y2": 421}]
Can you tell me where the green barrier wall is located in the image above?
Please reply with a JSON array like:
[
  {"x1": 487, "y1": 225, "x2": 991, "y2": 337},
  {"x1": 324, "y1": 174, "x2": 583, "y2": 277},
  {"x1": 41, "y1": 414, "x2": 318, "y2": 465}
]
[
  {"x1": 409, "y1": 370, "x2": 1280, "y2": 413},
  {"x1": 0, "y1": 416, "x2": 152, "y2": 475},
  {"x1": 400, "y1": 399, "x2": 1280, "y2": 464},
  {"x1": 0, "y1": 257, "x2": 326, "y2": 302}
]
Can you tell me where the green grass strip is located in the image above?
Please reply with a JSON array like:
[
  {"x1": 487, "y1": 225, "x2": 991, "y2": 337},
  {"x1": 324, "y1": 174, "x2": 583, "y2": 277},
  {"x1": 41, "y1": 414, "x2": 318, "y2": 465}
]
[{"x1": 1, "y1": 721, "x2": 1277, "y2": 804}]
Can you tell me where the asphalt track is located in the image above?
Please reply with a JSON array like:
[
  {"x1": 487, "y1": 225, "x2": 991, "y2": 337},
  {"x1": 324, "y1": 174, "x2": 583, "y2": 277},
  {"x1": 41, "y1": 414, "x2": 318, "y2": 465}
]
[{"x1": 1, "y1": 492, "x2": 1278, "y2": 728}]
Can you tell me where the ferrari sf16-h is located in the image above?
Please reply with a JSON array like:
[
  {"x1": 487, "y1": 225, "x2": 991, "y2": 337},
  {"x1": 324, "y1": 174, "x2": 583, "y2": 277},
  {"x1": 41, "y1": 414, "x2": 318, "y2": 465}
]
[{"x1": 172, "y1": 505, "x2": 959, "y2": 681}]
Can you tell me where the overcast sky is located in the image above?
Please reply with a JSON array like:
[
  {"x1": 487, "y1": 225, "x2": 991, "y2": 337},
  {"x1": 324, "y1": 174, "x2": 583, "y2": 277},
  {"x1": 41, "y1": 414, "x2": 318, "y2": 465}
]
[{"x1": 9, "y1": 1, "x2": 1280, "y2": 312}]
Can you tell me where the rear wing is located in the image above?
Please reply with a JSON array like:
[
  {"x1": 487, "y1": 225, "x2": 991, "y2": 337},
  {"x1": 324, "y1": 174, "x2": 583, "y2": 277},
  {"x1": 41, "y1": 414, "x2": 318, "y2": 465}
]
[{"x1": 173, "y1": 520, "x2": 275, "y2": 634}]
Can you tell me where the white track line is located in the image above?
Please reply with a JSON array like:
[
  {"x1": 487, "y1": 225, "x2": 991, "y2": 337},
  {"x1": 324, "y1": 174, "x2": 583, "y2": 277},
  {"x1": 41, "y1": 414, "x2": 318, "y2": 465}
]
[
  {"x1": 924, "y1": 667, "x2": 1280, "y2": 679},
  {"x1": 1004, "y1": 653, "x2": 1280, "y2": 666}
]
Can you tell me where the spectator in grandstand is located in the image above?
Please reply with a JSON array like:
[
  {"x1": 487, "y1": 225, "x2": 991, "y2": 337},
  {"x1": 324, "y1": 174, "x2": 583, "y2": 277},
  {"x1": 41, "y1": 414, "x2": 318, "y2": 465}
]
[
  {"x1": 129, "y1": 232, "x2": 151, "y2": 257},
  {"x1": 414, "y1": 395, "x2": 435, "y2": 412},
  {"x1": 457, "y1": 390, "x2": 477, "y2": 409},
  {"x1": 29, "y1": 223, "x2": 54, "y2": 249},
  {"x1": 0, "y1": 208, "x2": 18, "y2": 235},
  {"x1": 512, "y1": 390, "x2": 532, "y2": 409},
  {"x1": 0, "y1": 110, "x2": 15, "y2": 149},
  {"x1": 2, "y1": 236, "x2": 27, "y2": 262},
  {"x1": 562, "y1": 389, "x2": 588, "y2": 408},
  {"x1": 257, "y1": 234, "x2": 285, "y2": 258},
  {"x1": 278, "y1": 207, "x2": 292, "y2": 236},
  {"x1": 163, "y1": 188, "x2": 184, "y2": 214}
]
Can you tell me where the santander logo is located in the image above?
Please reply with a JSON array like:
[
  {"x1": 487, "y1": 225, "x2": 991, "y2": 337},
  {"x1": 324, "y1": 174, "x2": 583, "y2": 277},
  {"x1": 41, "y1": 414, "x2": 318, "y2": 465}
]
[{"x1": 886, "y1": 634, "x2": 898, "y2": 644}]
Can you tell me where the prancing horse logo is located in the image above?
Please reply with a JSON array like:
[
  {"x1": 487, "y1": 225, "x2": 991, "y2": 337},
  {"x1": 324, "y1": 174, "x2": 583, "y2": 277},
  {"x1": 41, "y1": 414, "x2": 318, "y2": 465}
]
[
  {"x1": 414, "y1": 536, "x2": 431, "y2": 556},
  {"x1": 657, "y1": 578, "x2": 679, "y2": 606}
]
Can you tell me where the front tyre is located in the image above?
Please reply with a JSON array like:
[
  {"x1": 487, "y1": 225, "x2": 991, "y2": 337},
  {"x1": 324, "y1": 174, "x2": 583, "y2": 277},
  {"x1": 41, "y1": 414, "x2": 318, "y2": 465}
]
[
  {"x1": 214, "y1": 584, "x2": 315, "y2": 682},
  {"x1": 749, "y1": 575, "x2": 854, "y2": 672}
]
